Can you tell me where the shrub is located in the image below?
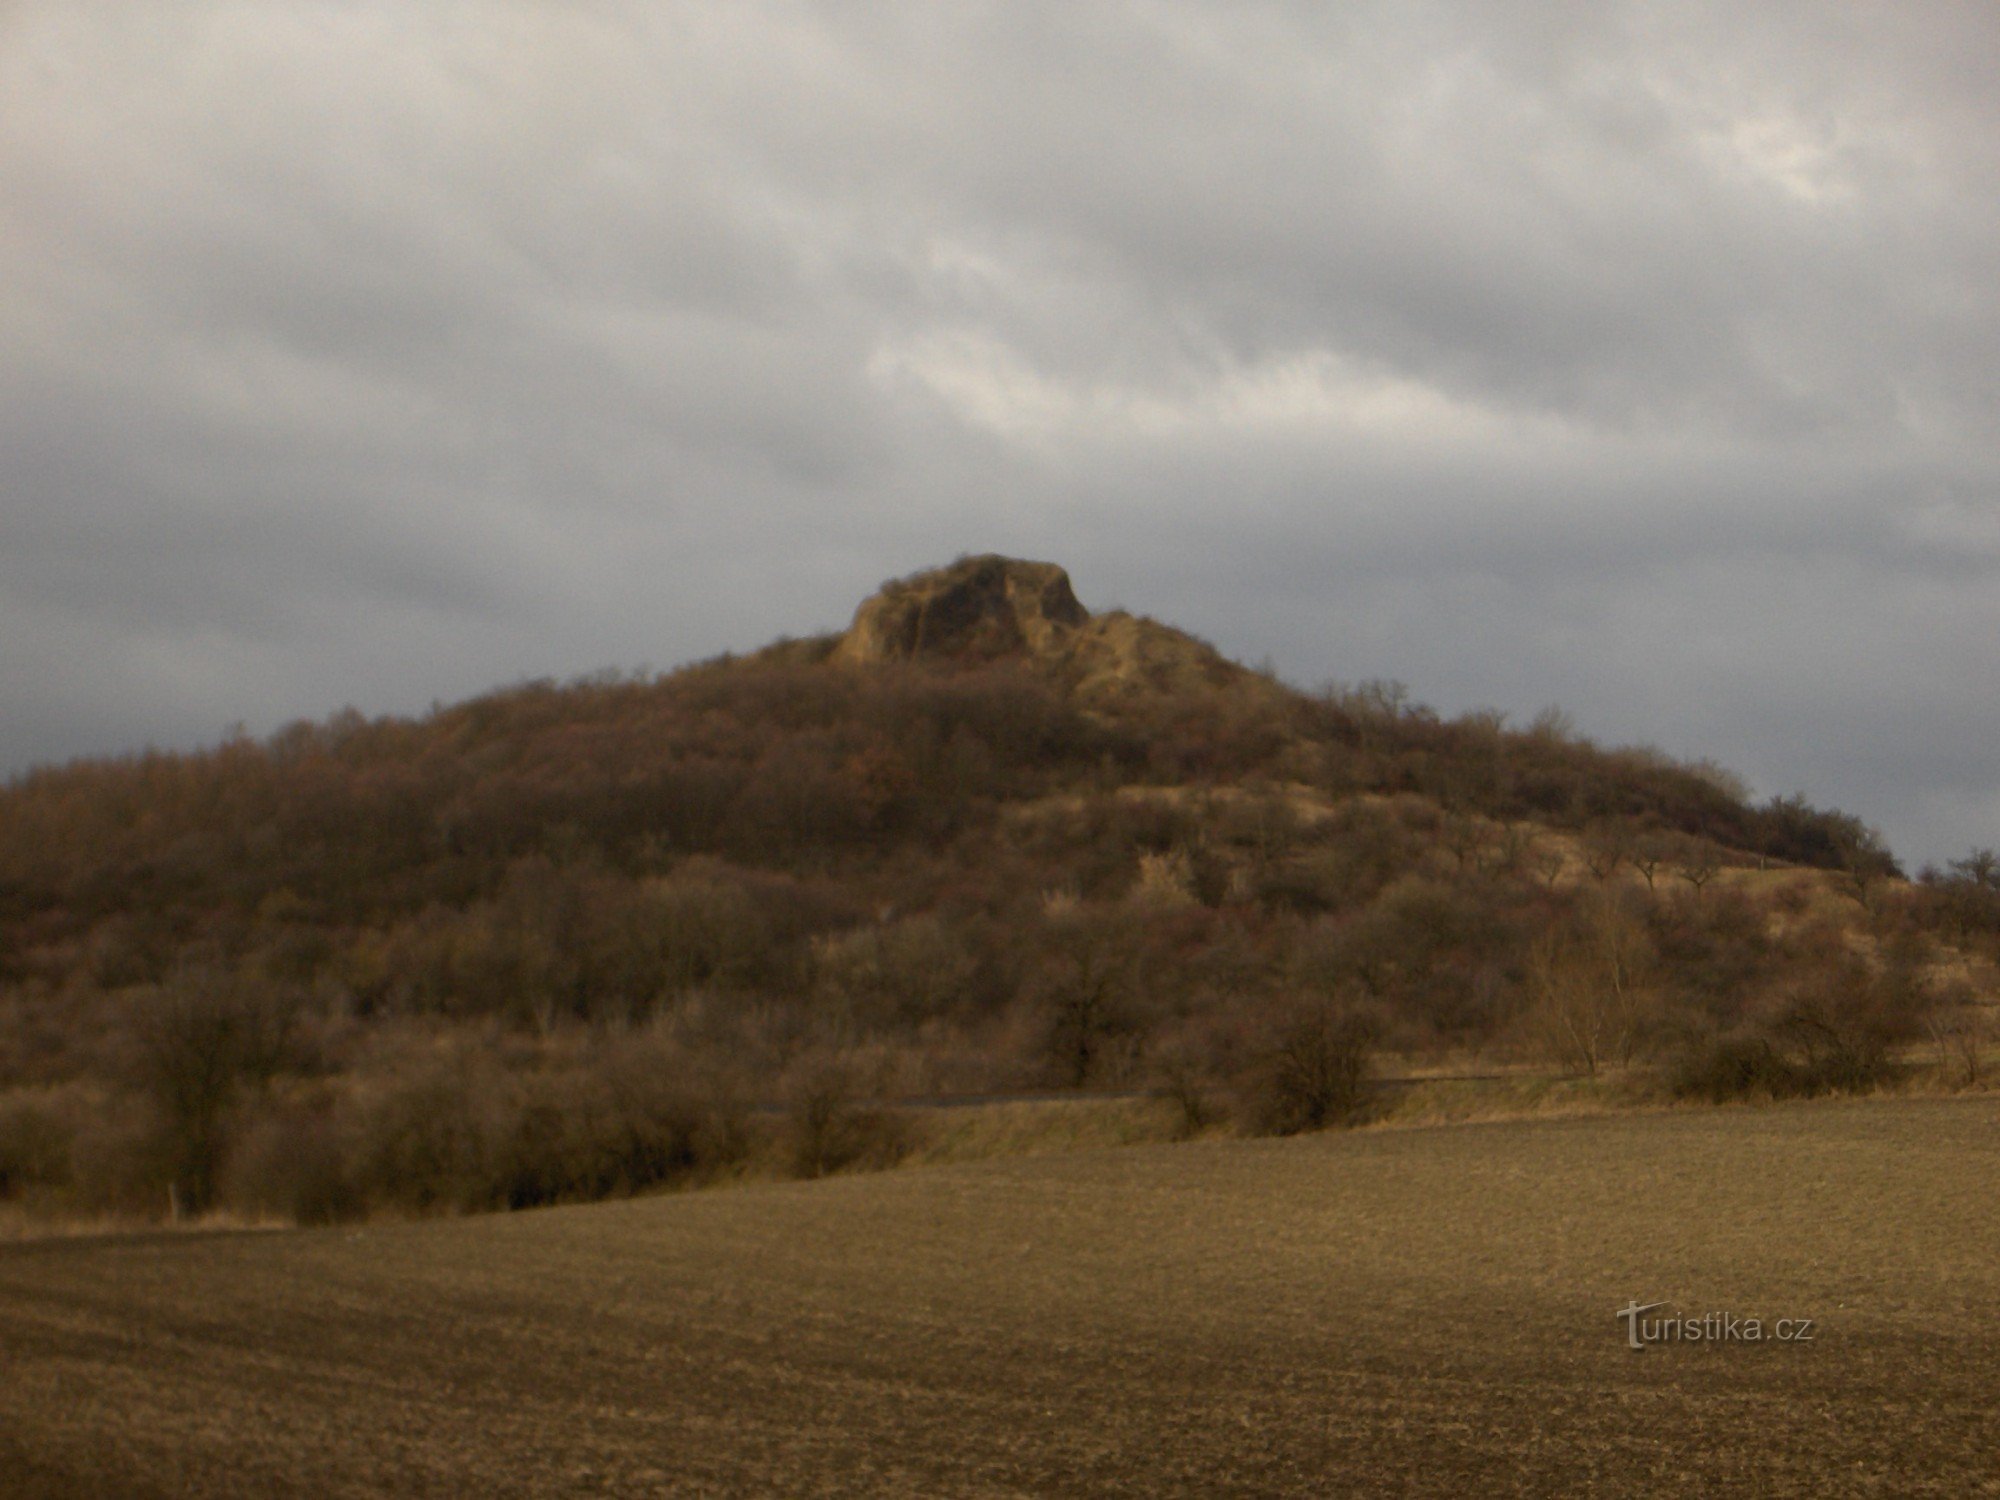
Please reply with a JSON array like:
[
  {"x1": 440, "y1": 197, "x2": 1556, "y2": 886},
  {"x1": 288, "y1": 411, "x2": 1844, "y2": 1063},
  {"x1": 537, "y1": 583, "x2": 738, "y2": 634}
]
[
  {"x1": 1028, "y1": 910, "x2": 1146, "y2": 1087},
  {"x1": 1518, "y1": 890, "x2": 1658, "y2": 1076},
  {"x1": 122, "y1": 971, "x2": 299, "y2": 1215},
  {"x1": 1665, "y1": 1034, "x2": 1800, "y2": 1102},
  {"x1": 223, "y1": 1097, "x2": 362, "y2": 1225},
  {"x1": 782, "y1": 1060, "x2": 915, "y2": 1179},
  {"x1": 1768, "y1": 955, "x2": 1925, "y2": 1094},
  {"x1": 350, "y1": 1061, "x2": 508, "y2": 1214},
  {"x1": 811, "y1": 914, "x2": 978, "y2": 1029},
  {"x1": 68, "y1": 1097, "x2": 170, "y2": 1217},
  {"x1": 492, "y1": 1077, "x2": 622, "y2": 1210},
  {"x1": 1243, "y1": 998, "x2": 1376, "y2": 1135},
  {"x1": 1923, "y1": 984, "x2": 1987, "y2": 1087},
  {"x1": 1148, "y1": 1042, "x2": 1222, "y2": 1138},
  {"x1": 1663, "y1": 951, "x2": 1927, "y2": 1102},
  {"x1": 0, "y1": 1096, "x2": 73, "y2": 1200},
  {"x1": 596, "y1": 1040, "x2": 751, "y2": 1189},
  {"x1": 493, "y1": 1060, "x2": 748, "y2": 1209}
]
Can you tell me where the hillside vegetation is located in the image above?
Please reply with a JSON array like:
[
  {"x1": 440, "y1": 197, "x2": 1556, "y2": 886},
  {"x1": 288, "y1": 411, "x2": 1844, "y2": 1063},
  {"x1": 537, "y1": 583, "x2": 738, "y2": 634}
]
[{"x1": 1, "y1": 556, "x2": 1994, "y2": 1225}]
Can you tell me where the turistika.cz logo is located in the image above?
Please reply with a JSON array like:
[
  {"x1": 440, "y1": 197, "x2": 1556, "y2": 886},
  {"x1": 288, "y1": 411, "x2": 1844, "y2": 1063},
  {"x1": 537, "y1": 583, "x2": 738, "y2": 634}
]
[{"x1": 1616, "y1": 1300, "x2": 1816, "y2": 1351}]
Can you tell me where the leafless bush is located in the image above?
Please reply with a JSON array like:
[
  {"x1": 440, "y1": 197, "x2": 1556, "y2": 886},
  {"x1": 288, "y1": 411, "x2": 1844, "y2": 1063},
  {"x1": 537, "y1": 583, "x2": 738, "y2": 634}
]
[
  {"x1": 495, "y1": 1059, "x2": 750, "y2": 1210},
  {"x1": 1770, "y1": 958, "x2": 1924, "y2": 1093},
  {"x1": 123, "y1": 971, "x2": 299, "y2": 1216},
  {"x1": 223, "y1": 1095, "x2": 361, "y2": 1225},
  {"x1": 1243, "y1": 997, "x2": 1377, "y2": 1135},
  {"x1": 1925, "y1": 992, "x2": 1988, "y2": 1088},
  {"x1": 1664, "y1": 1031, "x2": 1798, "y2": 1102},
  {"x1": 0, "y1": 1095, "x2": 73, "y2": 1201},
  {"x1": 348, "y1": 1058, "x2": 511, "y2": 1213},
  {"x1": 782, "y1": 1059, "x2": 915, "y2": 1179},
  {"x1": 67, "y1": 1095, "x2": 166, "y2": 1216},
  {"x1": 1674, "y1": 840, "x2": 1723, "y2": 900},
  {"x1": 1030, "y1": 913, "x2": 1140, "y2": 1088},
  {"x1": 1148, "y1": 1042, "x2": 1221, "y2": 1139},
  {"x1": 342, "y1": 1037, "x2": 753, "y2": 1216},
  {"x1": 811, "y1": 914, "x2": 978, "y2": 1028},
  {"x1": 1520, "y1": 891, "x2": 1657, "y2": 1076},
  {"x1": 1130, "y1": 849, "x2": 1198, "y2": 910},
  {"x1": 1663, "y1": 954, "x2": 1933, "y2": 1101}
]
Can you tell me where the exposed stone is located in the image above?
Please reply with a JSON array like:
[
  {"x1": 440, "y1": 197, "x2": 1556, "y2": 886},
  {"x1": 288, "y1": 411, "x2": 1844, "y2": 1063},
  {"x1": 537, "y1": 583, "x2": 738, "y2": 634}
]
[
  {"x1": 1062, "y1": 610, "x2": 1247, "y2": 699},
  {"x1": 832, "y1": 555, "x2": 1089, "y2": 666},
  {"x1": 829, "y1": 555, "x2": 1281, "y2": 716}
]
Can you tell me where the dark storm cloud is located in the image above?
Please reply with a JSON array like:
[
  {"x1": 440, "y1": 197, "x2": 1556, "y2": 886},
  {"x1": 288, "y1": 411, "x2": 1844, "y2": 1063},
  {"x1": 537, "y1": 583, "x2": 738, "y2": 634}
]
[{"x1": 3, "y1": 0, "x2": 1997, "y2": 865}]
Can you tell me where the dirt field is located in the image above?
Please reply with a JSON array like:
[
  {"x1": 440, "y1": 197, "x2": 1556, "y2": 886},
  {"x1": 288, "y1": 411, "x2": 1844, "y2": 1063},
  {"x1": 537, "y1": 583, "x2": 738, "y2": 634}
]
[{"x1": 3, "y1": 1096, "x2": 1996, "y2": 1497}]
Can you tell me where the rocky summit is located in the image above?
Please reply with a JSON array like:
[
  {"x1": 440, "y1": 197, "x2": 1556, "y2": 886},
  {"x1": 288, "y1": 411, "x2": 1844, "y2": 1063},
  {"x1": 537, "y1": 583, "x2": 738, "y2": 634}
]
[
  {"x1": 831, "y1": 555, "x2": 1090, "y2": 666},
  {"x1": 828, "y1": 554, "x2": 1256, "y2": 705}
]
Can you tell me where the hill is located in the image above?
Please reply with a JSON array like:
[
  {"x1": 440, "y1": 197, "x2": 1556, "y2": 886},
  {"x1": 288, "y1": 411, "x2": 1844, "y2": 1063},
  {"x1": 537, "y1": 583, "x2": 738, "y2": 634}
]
[{"x1": 0, "y1": 555, "x2": 1994, "y2": 1226}]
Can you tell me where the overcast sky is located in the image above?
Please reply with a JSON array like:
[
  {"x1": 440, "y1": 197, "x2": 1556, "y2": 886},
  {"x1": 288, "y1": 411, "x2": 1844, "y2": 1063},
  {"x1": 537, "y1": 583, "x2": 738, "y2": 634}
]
[{"x1": 4, "y1": 1, "x2": 1996, "y2": 868}]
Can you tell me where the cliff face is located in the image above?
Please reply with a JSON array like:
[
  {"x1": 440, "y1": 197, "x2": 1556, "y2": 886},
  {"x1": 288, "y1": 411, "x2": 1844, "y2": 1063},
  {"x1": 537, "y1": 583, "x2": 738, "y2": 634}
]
[
  {"x1": 831, "y1": 555, "x2": 1089, "y2": 666},
  {"x1": 830, "y1": 554, "x2": 1264, "y2": 706}
]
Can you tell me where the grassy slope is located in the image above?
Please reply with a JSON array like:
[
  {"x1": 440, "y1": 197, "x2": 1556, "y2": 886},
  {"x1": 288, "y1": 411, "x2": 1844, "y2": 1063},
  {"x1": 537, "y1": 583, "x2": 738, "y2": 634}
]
[{"x1": 2, "y1": 1098, "x2": 1996, "y2": 1498}]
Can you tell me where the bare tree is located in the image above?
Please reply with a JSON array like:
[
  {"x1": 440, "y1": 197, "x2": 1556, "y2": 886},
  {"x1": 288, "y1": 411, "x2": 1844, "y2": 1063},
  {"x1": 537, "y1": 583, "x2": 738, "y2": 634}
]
[
  {"x1": 1769, "y1": 955, "x2": 1927, "y2": 1094},
  {"x1": 1150, "y1": 1043, "x2": 1218, "y2": 1139},
  {"x1": 1034, "y1": 915, "x2": 1138, "y2": 1088},
  {"x1": 1250, "y1": 997, "x2": 1376, "y2": 1133},
  {"x1": 1441, "y1": 815, "x2": 1493, "y2": 873},
  {"x1": 1948, "y1": 848, "x2": 1998, "y2": 888},
  {"x1": 1629, "y1": 833, "x2": 1670, "y2": 894},
  {"x1": 1523, "y1": 894, "x2": 1656, "y2": 1076},
  {"x1": 1924, "y1": 990, "x2": 1987, "y2": 1088},
  {"x1": 130, "y1": 971, "x2": 294, "y2": 1217},
  {"x1": 1675, "y1": 841, "x2": 1722, "y2": 901},
  {"x1": 1492, "y1": 824, "x2": 1532, "y2": 878},
  {"x1": 1840, "y1": 845, "x2": 1888, "y2": 911},
  {"x1": 1524, "y1": 933, "x2": 1607, "y2": 1076},
  {"x1": 1580, "y1": 821, "x2": 1631, "y2": 883}
]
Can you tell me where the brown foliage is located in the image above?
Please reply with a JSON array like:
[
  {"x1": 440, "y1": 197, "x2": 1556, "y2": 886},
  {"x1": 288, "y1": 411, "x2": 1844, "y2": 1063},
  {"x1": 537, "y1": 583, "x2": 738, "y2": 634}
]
[
  {"x1": 1242, "y1": 996, "x2": 1377, "y2": 1135},
  {"x1": 0, "y1": 601, "x2": 1959, "y2": 1225},
  {"x1": 124, "y1": 970, "x2": 299, "y2": 1215},
  {"x1": 781, "y1": 1059, "x2": 915, "y2": 1180},
  {"x1": 1520, "y1": 890, "x2": 1658, "y2": 1076}
]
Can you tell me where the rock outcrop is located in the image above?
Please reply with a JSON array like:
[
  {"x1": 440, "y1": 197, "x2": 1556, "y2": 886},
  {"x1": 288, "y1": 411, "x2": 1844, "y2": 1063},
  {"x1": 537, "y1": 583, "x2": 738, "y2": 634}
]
[
  {"x1": 831, "y1": 555, "x2": 1089, "y2": 666},
  {"x1": 829, "y1": 554, "x2": 1277, "y2": 712}
]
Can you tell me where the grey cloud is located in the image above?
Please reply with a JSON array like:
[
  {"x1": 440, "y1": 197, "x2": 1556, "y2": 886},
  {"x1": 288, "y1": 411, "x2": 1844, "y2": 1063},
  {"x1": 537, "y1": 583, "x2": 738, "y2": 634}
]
[{"x1": 3, "y1": 0, "x2": 1997, "y2": 867}]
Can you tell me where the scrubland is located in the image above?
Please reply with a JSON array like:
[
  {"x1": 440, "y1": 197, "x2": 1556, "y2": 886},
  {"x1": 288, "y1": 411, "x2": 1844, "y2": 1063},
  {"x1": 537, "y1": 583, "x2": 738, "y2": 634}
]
[
  {"x1": 0, "y1": 549, "x2": 1993, "y2": 1372},
  {"x1": 4, "y1": 639, "x2": 1993, "y2": 1234}
]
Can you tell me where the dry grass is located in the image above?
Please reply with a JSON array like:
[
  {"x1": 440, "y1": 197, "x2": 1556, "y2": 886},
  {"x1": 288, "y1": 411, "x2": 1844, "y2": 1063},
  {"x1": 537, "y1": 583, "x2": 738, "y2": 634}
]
[
  {"x1": 3, "y1": 1096, "x2": 1998, "y2": 1496},
  {"x1": 901, "y1": 1094, "x2": 1184, "y2": 1166},
  {"x1": 0, "y1": 1202, "x2": 292, "y2": 1243},
  {"x1": 1366, "y1": 1071, "x2": 1638, "y2": 1128}
]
